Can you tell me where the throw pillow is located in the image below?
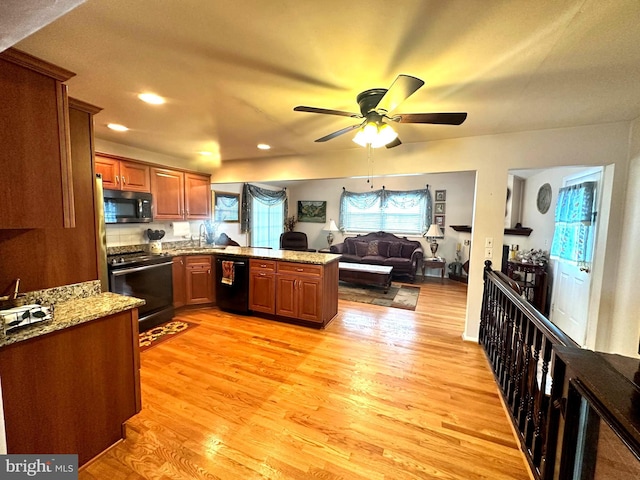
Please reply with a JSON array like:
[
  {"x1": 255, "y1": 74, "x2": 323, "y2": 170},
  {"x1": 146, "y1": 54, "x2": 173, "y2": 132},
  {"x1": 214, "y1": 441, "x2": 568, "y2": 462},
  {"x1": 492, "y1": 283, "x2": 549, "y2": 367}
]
[
  {"x1": 377, "y1": 241, "x2": 391, "y2": 257},
  {"x1": 344, "y1": 238, "x2": 355, "y2": 255},
  {"x1": 401, "y1": 243, "x2": 416, "y2": 259},
  {"x1": 355, "y1": 241, "x2": 369, "y2": 257},
  {"x1": 367, "y1": 240, "x2": 379, "y2": 256},
  {"x1": 388, "y1": 242, "x2": 402, "y2": 257}
]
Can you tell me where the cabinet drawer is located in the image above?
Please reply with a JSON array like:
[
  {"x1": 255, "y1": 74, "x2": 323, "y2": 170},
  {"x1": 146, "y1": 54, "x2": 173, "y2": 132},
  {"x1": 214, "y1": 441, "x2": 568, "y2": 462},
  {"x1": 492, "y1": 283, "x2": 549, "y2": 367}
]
[
  {"x1": 185, "y1": 255, "x2": 212, "y2": 268},
  {"x1": 278, "y1": 262, "x2": 322, "y2": 277},
  {"x1": 250, "y1": 259, "x2": 276, "y2": 272}
]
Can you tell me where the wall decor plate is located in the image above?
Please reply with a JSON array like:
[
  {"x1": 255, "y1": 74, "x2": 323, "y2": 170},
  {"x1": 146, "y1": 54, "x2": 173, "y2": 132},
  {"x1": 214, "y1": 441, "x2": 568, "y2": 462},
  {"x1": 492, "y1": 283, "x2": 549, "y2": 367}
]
[{"x1": 537, "y1": 183, "x2": 552, "y2": 214}]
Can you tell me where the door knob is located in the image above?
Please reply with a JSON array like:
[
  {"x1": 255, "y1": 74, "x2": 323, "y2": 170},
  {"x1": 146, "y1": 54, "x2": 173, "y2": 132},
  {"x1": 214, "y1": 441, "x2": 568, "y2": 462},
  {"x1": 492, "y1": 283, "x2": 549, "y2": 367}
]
[{"x1": 579, "y1": 267, "x2": 590, "y2": 273}]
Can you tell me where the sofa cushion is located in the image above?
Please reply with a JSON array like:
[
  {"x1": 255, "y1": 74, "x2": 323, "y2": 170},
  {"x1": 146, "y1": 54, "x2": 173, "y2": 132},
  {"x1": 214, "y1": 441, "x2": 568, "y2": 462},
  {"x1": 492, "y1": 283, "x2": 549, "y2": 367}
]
[
  {"x1": 388, "y1": 242, "x2": 403, "y2": 257},
  {"x1": 355, "y1": 241, "x2": 369, "y2": 257},
  {"x1": 377, "y1": 241, "x2": 390, "y2": 257},
  {"x1": 347, "y1": 237, "x2": 359, "y2": 255},
  {"x1": 361, "y1": 255, "x2": 385, "y2": 265},
  {"x1": 384, "y1": 257, "x2": 412, "y2": 271},
  {"x1": 340, "y1": 254, "x2": 361, "y2": 263},
  {"x1": 401, "y1": 243, "x2": 416, "y2": 259}
]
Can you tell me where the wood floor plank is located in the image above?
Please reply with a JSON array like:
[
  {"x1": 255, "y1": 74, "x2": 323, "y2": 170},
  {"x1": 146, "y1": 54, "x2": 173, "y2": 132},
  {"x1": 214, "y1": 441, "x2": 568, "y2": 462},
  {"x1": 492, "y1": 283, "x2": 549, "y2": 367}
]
[{"x1": 80, "y1": 278, "x2": 530, "y2": 479}]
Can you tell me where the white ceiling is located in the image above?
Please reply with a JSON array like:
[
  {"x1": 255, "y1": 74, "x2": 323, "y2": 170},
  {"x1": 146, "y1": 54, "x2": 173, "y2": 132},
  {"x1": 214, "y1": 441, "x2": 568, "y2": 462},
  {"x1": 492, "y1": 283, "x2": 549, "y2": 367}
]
[{"x1": 10, "y1": 0, "x2": 640, "y2": 170}]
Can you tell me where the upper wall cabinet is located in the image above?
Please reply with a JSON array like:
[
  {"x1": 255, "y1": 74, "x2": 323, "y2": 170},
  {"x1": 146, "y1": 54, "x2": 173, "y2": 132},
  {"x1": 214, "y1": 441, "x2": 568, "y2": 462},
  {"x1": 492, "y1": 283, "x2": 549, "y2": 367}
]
[
  {"x1": 150, "y1": 167, "x2": 211, "y2": 221},
  {"x1": 0, "y1": 48, "x2": 75, "y2": 229},
  {"x1": 95, "y1": 153, "x2": 151, "y2": 193}
]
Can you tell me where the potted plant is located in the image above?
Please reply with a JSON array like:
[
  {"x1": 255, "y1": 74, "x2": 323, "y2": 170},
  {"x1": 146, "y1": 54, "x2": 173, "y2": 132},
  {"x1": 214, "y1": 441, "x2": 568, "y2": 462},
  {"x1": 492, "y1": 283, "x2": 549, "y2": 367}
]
[{"x1": 283, "y1": 216, "x2": 297, "y2": 232}]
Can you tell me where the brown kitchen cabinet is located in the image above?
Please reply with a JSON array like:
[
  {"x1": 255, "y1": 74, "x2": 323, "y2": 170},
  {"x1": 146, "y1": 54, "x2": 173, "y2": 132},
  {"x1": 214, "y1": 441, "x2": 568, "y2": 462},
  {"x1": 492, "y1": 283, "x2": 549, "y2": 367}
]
[
  {"x1": 172, "y1": 256, "x2": 187, "y2": 308},
  {"x1": 249, "y1": 259, "x2": 277, "y2": 314},
  {"x1": 0, "y1": 309, "x2": 141, "y2": 467},
  {"x1": 248, "y1": 258, "x2": 339, "y2": 327},
  {"x1": 0, "y1": 48, "x2": 75, "y2": 229},
  {"x1": 150, "y1": 167, "x2": 211, "y2": 220},
  {"x1": 185, "y1": 255, "x2": 214, "y2": 305},
  {"x1": 276, "y1": 262, "x2": 323, "y2": 323},
  {"x1": 95, "y1": 153, "x2": 151, "y2": 192}
]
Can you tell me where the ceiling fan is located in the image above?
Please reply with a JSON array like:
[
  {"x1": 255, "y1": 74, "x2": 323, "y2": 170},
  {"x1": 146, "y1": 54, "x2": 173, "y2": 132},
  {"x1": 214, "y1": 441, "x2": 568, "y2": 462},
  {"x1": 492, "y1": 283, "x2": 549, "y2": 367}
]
[{"x1": 294, "y1": 74, "x2": 467, "y2": 148}]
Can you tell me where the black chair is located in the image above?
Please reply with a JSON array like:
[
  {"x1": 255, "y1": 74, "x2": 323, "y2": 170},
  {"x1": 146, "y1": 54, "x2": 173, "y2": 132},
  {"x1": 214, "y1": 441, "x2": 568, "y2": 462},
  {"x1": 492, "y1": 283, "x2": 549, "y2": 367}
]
[{"x1": 279, "y1": 232, "x2": 315, "y2": 251}]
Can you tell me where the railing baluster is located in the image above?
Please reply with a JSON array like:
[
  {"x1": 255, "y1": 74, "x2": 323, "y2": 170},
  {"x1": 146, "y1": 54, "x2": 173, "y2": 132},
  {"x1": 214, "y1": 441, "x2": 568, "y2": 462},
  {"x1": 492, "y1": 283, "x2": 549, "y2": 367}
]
[{"x1": 480, "y1": 261, "x2": 578, "y2": 480}]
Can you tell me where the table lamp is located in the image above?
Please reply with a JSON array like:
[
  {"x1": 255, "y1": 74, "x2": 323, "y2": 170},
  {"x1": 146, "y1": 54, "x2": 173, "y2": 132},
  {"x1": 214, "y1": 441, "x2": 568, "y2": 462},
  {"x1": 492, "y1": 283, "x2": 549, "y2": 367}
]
[
  {"x1": 323, "y1": 219, "x2": 339, "y2": 247},
  {"x1": 424, "y1": 224, "x2": 444, "y2": 258}
]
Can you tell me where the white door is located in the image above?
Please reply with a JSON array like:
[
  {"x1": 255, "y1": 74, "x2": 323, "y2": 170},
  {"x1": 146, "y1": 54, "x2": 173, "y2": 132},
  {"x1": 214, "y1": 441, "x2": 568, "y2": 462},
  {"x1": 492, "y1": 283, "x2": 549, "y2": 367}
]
[{"x1": 549, "y1": 169, "x2": 601, "y2": 346}]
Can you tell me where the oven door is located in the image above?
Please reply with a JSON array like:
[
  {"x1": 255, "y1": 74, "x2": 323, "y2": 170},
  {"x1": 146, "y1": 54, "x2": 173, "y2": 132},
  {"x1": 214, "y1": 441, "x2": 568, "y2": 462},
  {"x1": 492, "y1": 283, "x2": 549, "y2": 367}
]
[{"x1": 109, "y1": 260, "x2": 174, "y2": 330}]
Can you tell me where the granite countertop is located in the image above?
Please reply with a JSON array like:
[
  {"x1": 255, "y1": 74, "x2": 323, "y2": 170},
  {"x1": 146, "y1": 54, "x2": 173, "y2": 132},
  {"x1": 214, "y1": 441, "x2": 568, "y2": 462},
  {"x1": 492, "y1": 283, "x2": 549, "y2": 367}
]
[
  {"x1": 1, "y1": 290, "x2": 144, "y2": 348},
  {"x1": 168, "y1": 246, "x2": 342, "y2": 265}
]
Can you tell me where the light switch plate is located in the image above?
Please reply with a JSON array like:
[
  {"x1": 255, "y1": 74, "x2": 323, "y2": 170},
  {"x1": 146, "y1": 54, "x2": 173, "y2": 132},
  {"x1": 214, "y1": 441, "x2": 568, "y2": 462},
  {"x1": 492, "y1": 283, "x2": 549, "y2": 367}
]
[
  {"x1": 485, "y1": 237, "x2": 494, "y2": 248},
  {"x1": 485, "y1": 247, "x2": 493, "y2": 258}
]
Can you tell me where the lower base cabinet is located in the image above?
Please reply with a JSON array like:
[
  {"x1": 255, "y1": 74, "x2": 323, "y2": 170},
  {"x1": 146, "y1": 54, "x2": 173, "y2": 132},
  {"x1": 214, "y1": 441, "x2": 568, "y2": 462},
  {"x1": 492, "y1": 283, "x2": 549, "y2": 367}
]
[
  {"x1": 173, "y1": 255, "x2": 215, "y2": 306},
  {"x1": 0, "y1": 309, "x2": 141, "y2": 466},
  {"x1": 250, "y1": 259, "x2": 338, "y2": 326}
]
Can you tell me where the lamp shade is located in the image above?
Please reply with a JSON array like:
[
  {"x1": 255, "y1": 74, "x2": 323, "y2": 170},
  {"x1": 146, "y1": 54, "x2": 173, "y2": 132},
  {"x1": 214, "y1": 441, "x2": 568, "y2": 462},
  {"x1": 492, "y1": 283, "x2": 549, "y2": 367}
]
[
  {"x1": 425, "y1": 223, "x2": 444, "y2": 239},
  {"x1": 323, "y1": 219, "x2": 339, "y2": 232}
]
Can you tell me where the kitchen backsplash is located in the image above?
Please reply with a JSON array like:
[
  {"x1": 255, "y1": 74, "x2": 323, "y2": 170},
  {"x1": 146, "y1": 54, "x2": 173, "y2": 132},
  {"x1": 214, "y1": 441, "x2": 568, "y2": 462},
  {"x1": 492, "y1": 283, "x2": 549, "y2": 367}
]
[{"x1": 106, "y1": 221, "x2": 202, "y2": 247}]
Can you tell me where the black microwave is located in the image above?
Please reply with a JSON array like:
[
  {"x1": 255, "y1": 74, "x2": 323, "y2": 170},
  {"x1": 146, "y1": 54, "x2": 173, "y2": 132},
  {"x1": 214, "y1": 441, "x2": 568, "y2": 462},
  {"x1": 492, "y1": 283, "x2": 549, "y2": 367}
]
[{"x1": 104, "y1": 189, "x2": 153, "y2": 223}]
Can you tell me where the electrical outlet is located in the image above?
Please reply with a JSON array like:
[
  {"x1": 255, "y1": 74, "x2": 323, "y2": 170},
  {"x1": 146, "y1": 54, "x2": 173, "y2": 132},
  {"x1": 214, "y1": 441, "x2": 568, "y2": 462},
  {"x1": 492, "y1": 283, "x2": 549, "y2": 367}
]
[
  {"x1": 485, "y1": 237, "x2": 494, "y2": 248},
  {"x1": 485, "y1": 247, "x2": 493, "y2": 258}
]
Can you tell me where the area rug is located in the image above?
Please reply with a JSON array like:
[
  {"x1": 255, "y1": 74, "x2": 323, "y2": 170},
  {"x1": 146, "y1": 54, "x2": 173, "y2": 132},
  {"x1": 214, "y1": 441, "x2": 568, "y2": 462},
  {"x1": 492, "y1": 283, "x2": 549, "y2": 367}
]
[
  {"x1": 139, "y1": 320, "x2": 197, "y2": 352},
  {"x1": 338, "y1": 282, "x2": 420, "y2": 311}
]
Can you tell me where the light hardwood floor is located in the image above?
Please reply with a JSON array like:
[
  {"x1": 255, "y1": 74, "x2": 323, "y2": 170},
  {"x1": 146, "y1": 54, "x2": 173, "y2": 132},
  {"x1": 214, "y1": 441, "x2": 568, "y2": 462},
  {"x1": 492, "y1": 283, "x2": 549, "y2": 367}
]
[{"x1": 81, "y1": 279, "x2": 530, "y2": 479}]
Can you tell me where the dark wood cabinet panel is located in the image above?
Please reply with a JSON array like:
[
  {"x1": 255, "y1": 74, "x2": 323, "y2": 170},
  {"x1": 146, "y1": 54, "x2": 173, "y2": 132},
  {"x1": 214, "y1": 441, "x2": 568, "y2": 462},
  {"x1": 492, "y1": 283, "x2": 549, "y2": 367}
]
[
  {"x1": 172, "y1": 256, "x2": 186, "y2": 308},
  {"x1": 0, "y1": 48, "x2": 75, "y2": 229},
  {"x1": 275, "y1": 275, "x2": 298, "y2": 318},
  {"x1": 249, "y1": 259, "x2": 276, "y2": 314},
  {"x1": 0, "y1": 97, "x2": 102, "y2": 292},
  {"x1": 0, "y1": 310, "x2": 141, "y2": 467}
]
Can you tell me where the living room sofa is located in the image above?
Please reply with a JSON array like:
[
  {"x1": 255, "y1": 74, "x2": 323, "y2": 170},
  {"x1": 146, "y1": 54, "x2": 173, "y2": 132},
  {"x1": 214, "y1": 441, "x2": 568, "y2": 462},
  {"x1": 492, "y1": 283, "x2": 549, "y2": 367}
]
[{"x1": 329, "y1": 231, "x2": 424, "y2": 281}]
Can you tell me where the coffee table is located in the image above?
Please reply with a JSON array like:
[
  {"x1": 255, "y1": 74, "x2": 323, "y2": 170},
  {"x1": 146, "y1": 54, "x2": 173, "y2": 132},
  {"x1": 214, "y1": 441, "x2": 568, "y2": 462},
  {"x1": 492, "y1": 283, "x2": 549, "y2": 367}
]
[{"x1": 338, "y1": 262, "x2": 393, "y2": 293}]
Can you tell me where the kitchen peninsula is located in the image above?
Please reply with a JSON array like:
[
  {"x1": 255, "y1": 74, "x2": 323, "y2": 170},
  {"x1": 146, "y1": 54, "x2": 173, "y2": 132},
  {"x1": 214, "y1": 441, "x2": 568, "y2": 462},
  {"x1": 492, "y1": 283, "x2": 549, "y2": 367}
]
[{"x1": 175, "y1": 247, "x2": 341, "y2": 327}]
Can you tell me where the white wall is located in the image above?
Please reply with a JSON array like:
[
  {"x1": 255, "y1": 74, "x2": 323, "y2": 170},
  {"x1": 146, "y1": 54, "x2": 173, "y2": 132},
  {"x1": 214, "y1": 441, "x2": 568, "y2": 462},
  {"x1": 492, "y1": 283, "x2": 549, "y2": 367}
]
[{"x1": 209, "y1": 122, "x2": 631, "y2": 348}]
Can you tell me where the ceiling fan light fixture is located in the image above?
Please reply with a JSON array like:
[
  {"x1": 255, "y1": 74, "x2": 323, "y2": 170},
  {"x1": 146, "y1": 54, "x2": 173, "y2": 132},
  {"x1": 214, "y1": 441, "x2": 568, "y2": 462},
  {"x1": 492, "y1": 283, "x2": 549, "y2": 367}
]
[{"x1": 352, "y1": 121, "x2": 397, "y2": 148}]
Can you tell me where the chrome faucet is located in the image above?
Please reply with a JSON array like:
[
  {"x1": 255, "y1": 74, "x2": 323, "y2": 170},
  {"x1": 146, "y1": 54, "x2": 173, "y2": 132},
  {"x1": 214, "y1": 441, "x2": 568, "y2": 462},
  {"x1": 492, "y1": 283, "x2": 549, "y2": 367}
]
[{"x1": 199, "y1": 222, "x2": 206, "y2": 247}]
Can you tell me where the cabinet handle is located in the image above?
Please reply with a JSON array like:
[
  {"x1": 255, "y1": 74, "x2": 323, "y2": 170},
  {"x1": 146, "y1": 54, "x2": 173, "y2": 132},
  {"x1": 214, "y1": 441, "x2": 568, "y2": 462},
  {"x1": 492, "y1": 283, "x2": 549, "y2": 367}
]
[
  {"x1": 208, "y1": 269, "x2": 211, "y2": 274},
  {"x1": 180, "y1": 260, "x2": 184, "y2": 265},
  {"x1": 296, "y1": 268, "x2": 303, "y2": 272},
  {"x1": 260, "y1": 264, "x2": 267, "y2": 268},
  {"x1": 122, "y1": 176, "x2": 127, "y2": 185},
  {"x1": 186, "y1": 209, "x2": 190, "y2": 216},
  {"x1": 115, "y1": 175, "x2": 120, "y2": 184},
  {"x1": 259, "y1": 272, "x2": 266, "y2": 276}
]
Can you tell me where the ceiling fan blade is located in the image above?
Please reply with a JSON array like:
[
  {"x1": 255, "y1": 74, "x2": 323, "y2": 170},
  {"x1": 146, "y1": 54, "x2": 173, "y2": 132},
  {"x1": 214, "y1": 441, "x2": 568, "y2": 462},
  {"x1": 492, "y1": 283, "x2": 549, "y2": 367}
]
[
  {"x1": 374, "y1": 74, "x2": 425, "y2": 114},
  {"x1": 392, "y1": 112, "x2": 467, "y2": 125},
  {"x1": 315, "y1": 124, "x2": 361, "y2": 142},
  {"x1": 385, "y1": 137, "x2": 402, "y2": 149},
  {"x1": 294, "y1": 106, "x2": 360, "y2": 118}
]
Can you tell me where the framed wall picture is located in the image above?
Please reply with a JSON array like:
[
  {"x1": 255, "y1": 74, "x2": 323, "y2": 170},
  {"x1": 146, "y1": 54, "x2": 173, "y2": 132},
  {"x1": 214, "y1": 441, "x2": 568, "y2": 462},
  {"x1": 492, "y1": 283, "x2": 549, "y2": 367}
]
[
  {"x1": 434, "y1": 214, "x2": 445, "y2": 228},
  {"x1": 297, "y1": 200, "x2": 326, "y2": 223},
  {"x1": 435, "y1": 202, "x2": 446, "y2": 214},
  {"x1": 213, "y1": 191, "x2": 240, "y2": 222},
  {"x1": 435, "y1": 190, "x2": 446, "y2": 202}
]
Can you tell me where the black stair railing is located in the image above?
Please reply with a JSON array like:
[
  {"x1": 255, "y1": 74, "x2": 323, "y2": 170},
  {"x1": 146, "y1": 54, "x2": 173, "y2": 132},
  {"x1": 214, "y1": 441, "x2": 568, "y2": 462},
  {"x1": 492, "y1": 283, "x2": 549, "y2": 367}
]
[{"x1": 480, "y1": 260, "x2": 578, "y2": 480}]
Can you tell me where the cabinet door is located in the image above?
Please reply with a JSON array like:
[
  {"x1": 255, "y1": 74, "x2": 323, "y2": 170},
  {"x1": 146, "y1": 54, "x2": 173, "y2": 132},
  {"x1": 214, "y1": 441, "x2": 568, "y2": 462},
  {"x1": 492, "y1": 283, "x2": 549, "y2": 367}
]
[
  {"x1": 95, "y1": 155, "x2": 121, "y2": 190},
  {"x1": 172, "y1": 256, "x2": 186, "y2": 308},
  {"x1": 249, "y1": 271, "x2": 276, "y2": 314},
  {"x1": 275, "y1": 275, "x2": 298, "y2": 319},
  {"x1": 120, "y1": 161, "x2": 150, "y2": 193},
  {"x1": 185, "y1": 256, "x2": 213, "y2": 304},
  {"x1": 150, "y1": 167, "x2": 184, "y2": 220},
  {"x1": 297, "y1": 277, "x2": 322, "y2": 323},
  {"x1": 184, "y1": 172, "x2": 211, "y2": 220}
]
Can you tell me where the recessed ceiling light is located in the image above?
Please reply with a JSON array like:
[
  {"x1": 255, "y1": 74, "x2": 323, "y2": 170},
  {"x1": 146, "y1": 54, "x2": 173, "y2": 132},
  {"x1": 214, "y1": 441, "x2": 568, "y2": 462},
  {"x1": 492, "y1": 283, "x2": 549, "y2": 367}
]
[
  {"x1": 138, "y1": 93, "x2": 165, "y2": 105},
  {"x1": 107, "y1": 123, "x2": 129, "y2": 132},
  {"x1": 198, "y1": 151, "x2": 213, "y2": 156},
  {"x1": 257, "y1": 143, "x2": 271, "y2": 150}
]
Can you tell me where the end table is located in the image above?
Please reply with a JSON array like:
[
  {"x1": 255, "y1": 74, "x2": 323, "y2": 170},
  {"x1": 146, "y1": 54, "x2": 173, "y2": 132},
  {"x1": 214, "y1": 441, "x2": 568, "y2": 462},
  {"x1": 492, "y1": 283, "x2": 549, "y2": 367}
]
[{"x1": 422, "y1": 258, "x2": 446, "y2": 281}]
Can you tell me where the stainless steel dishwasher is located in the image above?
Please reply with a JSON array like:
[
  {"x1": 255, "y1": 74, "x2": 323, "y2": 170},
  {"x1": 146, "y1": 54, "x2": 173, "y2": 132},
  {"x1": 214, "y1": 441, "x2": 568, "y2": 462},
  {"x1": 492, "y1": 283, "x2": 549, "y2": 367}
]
[{"x1": 215, "y1": 256, "x2": 249, "y2": 313}]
